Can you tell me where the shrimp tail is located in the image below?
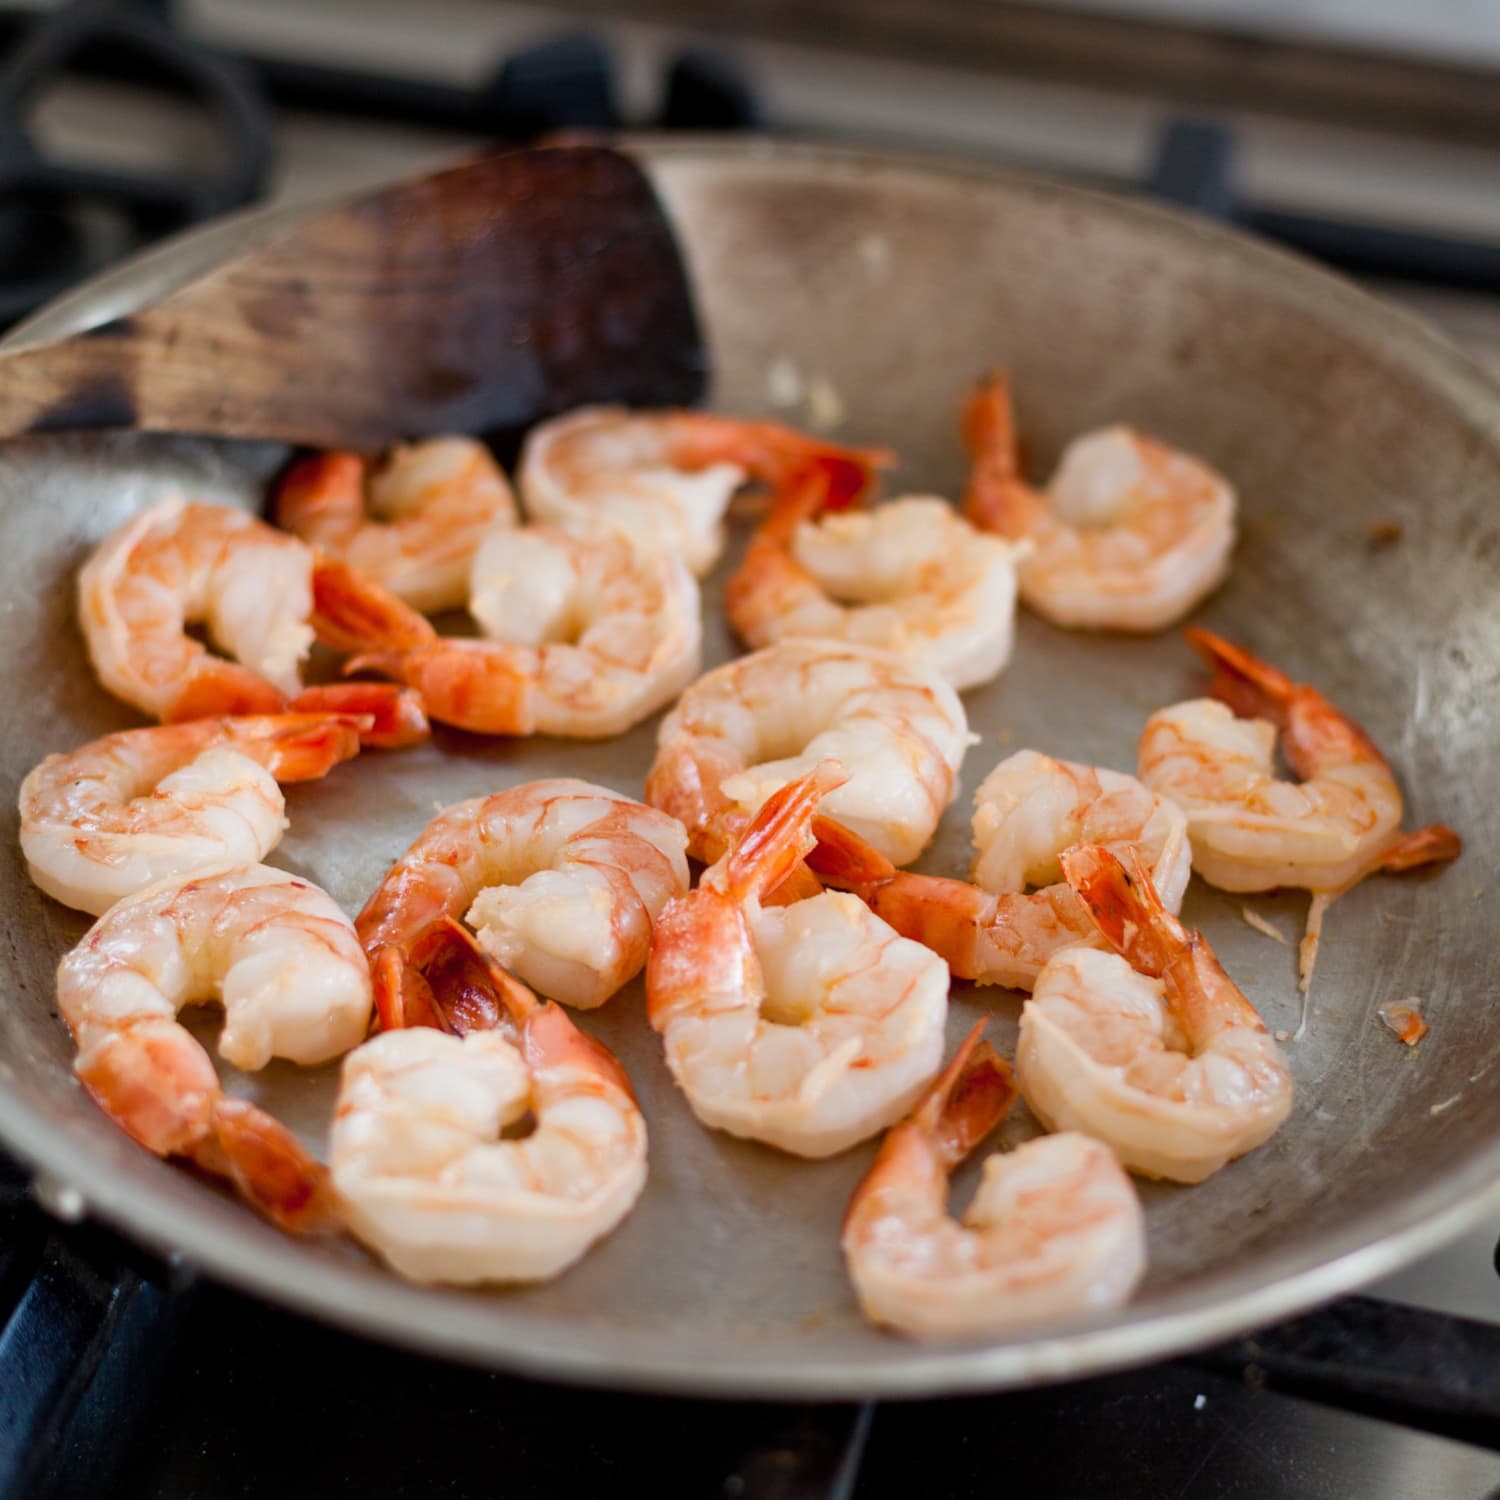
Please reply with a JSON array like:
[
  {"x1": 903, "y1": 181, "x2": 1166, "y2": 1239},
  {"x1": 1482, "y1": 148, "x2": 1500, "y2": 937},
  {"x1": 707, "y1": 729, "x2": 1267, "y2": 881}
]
[
  {"x1": 308, "y1": 554, "x2": 435, "y2": 655},
  {"x1": 1188, "y1": 629, "x2": 1387, "y2": 777},
  {"x1": 375, "y1": 918, "x2": 536, "y2": 1040},
  {"x1": 201, "y1": 1096, "x2": 343, "y2": 1236},
  {"x1": 1373, "y1": 823, "x2": 1463, "y2": 872},
  {"x1": 346, "y1": 642, "x2": 536, "y2": 737},
  {"x1": 762, "y1": 862, "x2": 826, "y2": 907},
  {"x1": 721, "y1": 759, "x2": 850, "y2": 901},
  {"x1": 1060, "y1": 843, "x2": 1186, "y2": 977},
  {"x1": 289, "y1": 682, "x2": 430, "y2": 748},
  {"x1": 666, "y1": 414, "x2": 893, "y2": 493},
  {"x1": 274, "y1": 452, "x2": 364, "y2": 532},
  {"x1": 806, "y1": 815, "x2": 898, "y2": 889},
  {"x1": 960, "y1": 371, "x2": 1044, "y2": 539},
  {"x1": 913, "y1": 1020, "x2": 1017, "y2": 1170},
  {"x1": 237, "y1": 710, "x2": 368, "y2": 779}
]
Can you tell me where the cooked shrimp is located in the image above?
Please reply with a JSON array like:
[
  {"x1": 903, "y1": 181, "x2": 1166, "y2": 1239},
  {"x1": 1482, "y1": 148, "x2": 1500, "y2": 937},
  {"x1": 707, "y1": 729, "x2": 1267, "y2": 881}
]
[
  {"x1": 1138, "y1": 629, "x2": 1461, "y2": 984},
  {"x1": 1018, "y1": 844, "x2": 1294, "y2": 1182},
  {"x1": 20, "y1": 712, "x2": 368, "y2": 915},
  {"x1": 273, "y1": 438, "x2": 518, "y2": 613},
  {"x1": 78, "y1": 496, "x2": 434, "y2": 724},
  {"x1": 332, "y1": 919, "x2": 646, "y2": 1283},
  {"x1": 350, "y1": 524, "x2": 701, "y2": 738},
  {"x1": 843, "y1": 1021, "x2": 1145, "y2": 1340},
  {"x1": 810, "y1": 749, "x2": 1189, "y2": 991},
  {"x1": 647, "y1": 763, "x2": 949, "y2": 1158},
  {"x1": 358, "y1": 779, "x2": 689, "y2": 1012},
  {"x1": 55, "y1": 863, "x2": 372, "y2": 1231},
  {"x1": 725, "y1": 460, "x2": 1025, "y2": 689},
  {"x1": 962, "y1": 372, "x2": 1235, "y2": 631},
  {"x1": 646, "y1": 639, "x2": 969, "y2": 867},
  {"x1": 518, "y1": 405, "x2": 891, "y2": 575}
]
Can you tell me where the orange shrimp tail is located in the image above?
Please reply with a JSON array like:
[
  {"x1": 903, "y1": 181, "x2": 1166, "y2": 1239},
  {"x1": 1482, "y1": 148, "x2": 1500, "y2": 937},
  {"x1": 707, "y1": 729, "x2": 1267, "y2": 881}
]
[
  {"x1": 722, "y1": 760, "x2": 850, "y2": 901},
  {"x1": 377, "y1": 919, "x2": 537, "y2": 1040},
  {"x1": 805, "y1": 816, "x2": 897, "y2": 888},
  {"x1": 666, "y1": 413, "x2": 894, "y2": 492},
  {"x1": 202, "y1": 1096, "x2": 343, "y2": 1236},
  {"x1": 912, "y1": 1021, "x2": 1017, "y2": 1171},
  {"x1": 289, "y1": 682, "x2": 430, "y2": 748},
  {"x1": 1189, "y1": 629, "x2": 1389, "y2": 777},
  {"x1": 859, "y1": 872, "x2": 997, "y2": 981},
  {"x1": 762, "y1": 861, "x2": 826, "y2": 907},
  {"x1": 1373, "y1": 823, "x2": 1463, "y2": 873},
  {"x1": 1060, "y1": 844, "x2": 1184, "y2": 977},
  {"x1": 959, "y1": 371, "x2": 1044, "y2": 539},
  {"x1": 273, "y1": 452, "x2": 366, "y2": 537},
  {"x1": 309, "y1": 554, "x2": 436, "y2": 656},
  {"x1": 347, "y1": 642, "x2": 535, "y2": 736},
  {"x1": 1187, "y1": 628, "x2": 1297, "y2": 714},
  {"x1": 523, "y1": 1001, "x2": 638, "y2": 1105},
  {"x1": 243, "y1": 711, "x2": 367, "y2": 780},
  {"x1": 165, "y1": 662, "x2": 288, "y2": 722}
]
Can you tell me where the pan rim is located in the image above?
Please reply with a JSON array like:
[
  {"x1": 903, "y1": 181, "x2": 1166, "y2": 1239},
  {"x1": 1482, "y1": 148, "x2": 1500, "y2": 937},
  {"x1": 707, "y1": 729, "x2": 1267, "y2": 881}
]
[{"x1": 4, "y1": 133, "x2": 1499, "y2": 1398}]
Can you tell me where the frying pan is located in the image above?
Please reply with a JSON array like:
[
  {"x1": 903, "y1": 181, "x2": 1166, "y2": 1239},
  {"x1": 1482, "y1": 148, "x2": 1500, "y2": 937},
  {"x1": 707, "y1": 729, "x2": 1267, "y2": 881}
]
[{"x1": 0, "y1": 137, "x2": 1496, "y2": 1400}]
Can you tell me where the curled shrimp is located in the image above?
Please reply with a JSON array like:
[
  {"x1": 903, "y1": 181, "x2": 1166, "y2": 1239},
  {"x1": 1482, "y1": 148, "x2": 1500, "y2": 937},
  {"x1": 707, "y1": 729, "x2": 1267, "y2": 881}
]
[
  {"x1": 843, "y1": 1021, "x2": 1146, "y2": 1340},
  {"x1": 725, "y1": 459, "x2": 1025, "y2": 690},
  {"x1": 55, "y1": 863, "x2": 372, "y2": 1232},
  {"x1": 962, "y1": 372, "x2": 1236, "y2": 631},
  {"x1": 518, "y1": 404, "x2": 892, "y2": 575},
  {"x1": 1138, "y1": 629, "x2": 1461, "y2": 985},
  {"x1": 274, "y1": 437, "x2": 519, "y2": 613},
  {"x1": 349, "y1": 525, "x2": 702, "y2": 739},
  {"x1": 332, "y1": 919, "x2": 647, "y2": 1283},
  {"x1": 1018, "y1": 844, "x2": 1294, "y2": 1183},
  {"x1": 646, "y1": 639, "x2": 970, "y2": 868},
  {"x1": 357, "y1": 779, "x2": 689, "y2": 1012},
  {"x1": 78, "y1": 496, "x2": 433, "y2": 734},
  {"x1": 811, "y1": 749, "x2": 1190, "y2": 991},
  {"x1": 20, "y1": 711, "x2": 369, "y2": 915},
  {"x1": 646, "y1": 763, "x2": 949, "y2": 1158}
]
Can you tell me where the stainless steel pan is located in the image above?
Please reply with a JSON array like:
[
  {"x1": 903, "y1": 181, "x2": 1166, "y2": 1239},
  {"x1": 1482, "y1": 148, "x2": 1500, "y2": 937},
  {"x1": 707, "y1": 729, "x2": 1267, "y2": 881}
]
[{"x1": 1, "y1": 137, "x2": 1497, "y2": 1399}]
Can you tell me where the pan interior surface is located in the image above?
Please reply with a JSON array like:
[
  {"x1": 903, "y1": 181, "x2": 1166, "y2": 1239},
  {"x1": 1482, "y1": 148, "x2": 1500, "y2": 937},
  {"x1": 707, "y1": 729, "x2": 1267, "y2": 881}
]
[{"x1": 0, "y1": 139, "x2": 1497, "y2": 1397}]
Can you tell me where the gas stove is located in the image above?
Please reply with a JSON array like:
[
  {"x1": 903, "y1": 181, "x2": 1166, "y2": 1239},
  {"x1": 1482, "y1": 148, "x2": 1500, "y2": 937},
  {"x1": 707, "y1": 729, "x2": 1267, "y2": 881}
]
[{"x1": 4, "y1": 3, "x2": 1500, "y2": 1496}]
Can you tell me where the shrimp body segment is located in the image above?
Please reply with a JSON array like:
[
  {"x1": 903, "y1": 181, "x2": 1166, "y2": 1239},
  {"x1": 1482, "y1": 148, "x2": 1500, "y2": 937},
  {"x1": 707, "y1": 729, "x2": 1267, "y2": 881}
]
[
  {"x1": 813, "y1": 749, "x2": 1189, "y2": 992},
  {"x1": 1018, "y1": 845, "x2": 1294, "y2": 1183},
  {"x1": 647, "y1": 764, "x2": 950, "y2": 1159},
  {"x1": 962, "y1": 373, "x2": 1235, "y2": 632},
  {"x1": 646, "y1": 639, "x2": 970, "y2": 867},
  {"x1": 843, "y1": 1023, "x2": 1146, "y2": 1340},
  {"x1": 356, "y1": 525, "x2": 702, "y2": 738},
  {"x1": 20, "y1": 712, "x2": 368, "y2": 915},
  {"x1": 55, "y1": 863, "x2": 371, "y2": 1231},
  {"x1": 727, "y1": 475, "x2": 1025, "y2": 690},
  {"x1": 357, "y1": 779, "x2": 689, "y2": 1012},
  {"x1": 274, "y1": 438, "x2": 519, "y2": 613},
  {"x1": 518, "y1": 405, "x2": 891, "y2": 575},
  {"x1": 332, "y1": 925, "x2": 647, "y2": 1284},
  {"x1": 78, "y1": 497, "x2": 434, "y2": 724}
]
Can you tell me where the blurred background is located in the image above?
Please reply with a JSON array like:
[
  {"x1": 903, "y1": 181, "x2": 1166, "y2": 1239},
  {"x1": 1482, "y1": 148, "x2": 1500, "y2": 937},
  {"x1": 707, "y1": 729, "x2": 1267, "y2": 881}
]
[{"x1": 3, "y1": 0, "x2": 1499, "y2": 362}]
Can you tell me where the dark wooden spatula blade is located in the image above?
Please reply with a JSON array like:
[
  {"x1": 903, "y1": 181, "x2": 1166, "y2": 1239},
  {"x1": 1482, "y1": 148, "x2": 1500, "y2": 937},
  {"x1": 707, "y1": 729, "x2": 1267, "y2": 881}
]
[{"x1": 0, "y1": 144, "x2": 706, "y2": 450}]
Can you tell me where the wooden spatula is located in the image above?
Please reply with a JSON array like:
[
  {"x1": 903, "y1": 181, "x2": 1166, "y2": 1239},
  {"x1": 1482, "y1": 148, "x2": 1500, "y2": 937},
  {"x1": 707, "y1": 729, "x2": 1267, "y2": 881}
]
[{"x1": 0, "y1": 143, "x2": 705, "y2": 451}]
